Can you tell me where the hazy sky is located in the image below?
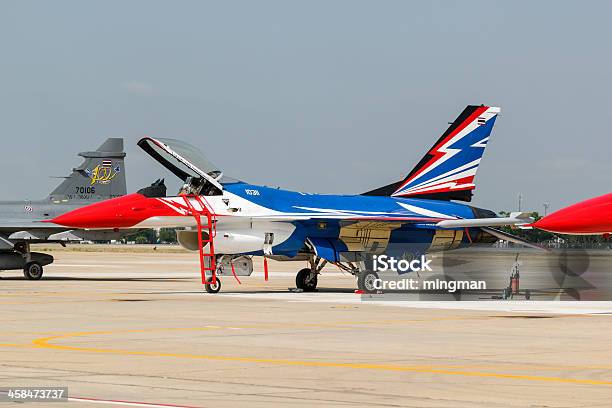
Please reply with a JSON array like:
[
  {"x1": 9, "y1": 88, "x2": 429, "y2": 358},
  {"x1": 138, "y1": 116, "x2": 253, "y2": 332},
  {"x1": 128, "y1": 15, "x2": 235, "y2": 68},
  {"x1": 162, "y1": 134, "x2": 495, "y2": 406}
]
[{"x1": 1, "y1": 1, "x2": 611, "y2": 213}]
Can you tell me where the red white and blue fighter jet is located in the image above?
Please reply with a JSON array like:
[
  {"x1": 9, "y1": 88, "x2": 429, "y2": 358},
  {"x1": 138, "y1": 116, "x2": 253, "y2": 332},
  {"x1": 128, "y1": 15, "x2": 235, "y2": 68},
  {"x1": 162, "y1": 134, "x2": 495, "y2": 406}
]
[{"x1": 51, "y1": 105, "x2": 535, "y2": 293}]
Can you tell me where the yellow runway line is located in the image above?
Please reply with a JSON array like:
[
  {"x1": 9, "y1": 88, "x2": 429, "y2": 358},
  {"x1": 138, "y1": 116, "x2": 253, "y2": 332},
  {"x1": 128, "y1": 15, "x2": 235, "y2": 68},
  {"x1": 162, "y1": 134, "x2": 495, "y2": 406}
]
[
  {"x1": 28, "y1": 327, "x2": 612, "y2": 387},
  {"x1": 0, "y1": 343, "x2": 33, "y2": 348}
]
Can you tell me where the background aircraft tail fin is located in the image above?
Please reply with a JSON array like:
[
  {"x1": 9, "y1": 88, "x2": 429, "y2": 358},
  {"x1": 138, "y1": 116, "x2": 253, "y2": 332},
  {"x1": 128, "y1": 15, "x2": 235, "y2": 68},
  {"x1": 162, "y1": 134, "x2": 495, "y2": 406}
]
[
  {"x1": 363, "y1": 105, "x2": 500, "y2": 202},
  {"x1": 48, "y1": 138, "x2": 127, "y2": 202}
]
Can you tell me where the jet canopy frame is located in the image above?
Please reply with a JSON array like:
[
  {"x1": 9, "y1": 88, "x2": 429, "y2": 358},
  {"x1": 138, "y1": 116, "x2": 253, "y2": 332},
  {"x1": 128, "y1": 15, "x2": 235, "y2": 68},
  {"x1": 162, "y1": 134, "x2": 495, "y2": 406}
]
[{"x1": 138, "y1": 137, "x2": 224, "y2": 195}]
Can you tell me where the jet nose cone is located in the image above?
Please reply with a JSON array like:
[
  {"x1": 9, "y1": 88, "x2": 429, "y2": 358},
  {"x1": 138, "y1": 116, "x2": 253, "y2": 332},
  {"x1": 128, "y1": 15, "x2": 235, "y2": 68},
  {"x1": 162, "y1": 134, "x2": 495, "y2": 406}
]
[
  {"x1": 51, "y1": 207, "x2": 97, "y2": 229},
  {"x1": 533, "y1": 213, "x2": 575, "y2": 233},
  {"x1": 51, "y1": 193, "x2": 148, "y2": 229},
  {"x1": 534, "y1": 193, "x2": 612, "y2": 234}
]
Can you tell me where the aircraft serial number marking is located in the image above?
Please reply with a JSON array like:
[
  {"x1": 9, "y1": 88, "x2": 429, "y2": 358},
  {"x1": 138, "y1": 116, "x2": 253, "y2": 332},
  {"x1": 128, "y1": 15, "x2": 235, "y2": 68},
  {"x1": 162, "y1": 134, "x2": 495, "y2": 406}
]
[
  {"x1": 245, "y1": 189, "x2": 260, "y2": 196},
  {"x1": 75, "y1": 186, "x2": 96, "y2": 194}
]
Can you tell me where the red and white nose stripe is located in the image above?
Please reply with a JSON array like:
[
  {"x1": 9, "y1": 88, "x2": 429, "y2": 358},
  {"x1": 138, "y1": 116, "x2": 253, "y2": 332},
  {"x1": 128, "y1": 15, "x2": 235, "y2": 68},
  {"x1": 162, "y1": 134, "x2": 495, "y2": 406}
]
[{"x1": 50, "y1": 193, "x2": 181, "y2": 229}]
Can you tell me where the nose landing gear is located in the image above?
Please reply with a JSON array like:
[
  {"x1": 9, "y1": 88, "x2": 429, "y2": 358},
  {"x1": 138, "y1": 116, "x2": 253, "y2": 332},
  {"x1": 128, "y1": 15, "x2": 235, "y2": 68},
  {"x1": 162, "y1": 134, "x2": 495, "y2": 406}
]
[
  {"x1": 295, "y1": 268, "x2": 318, "y2": 291},
  {"x1": 204, "y1": 277, "x2": 221, "y2": 294},
  {"x1": 295, "y1": 256, "x2": 327, "y2": 292}
]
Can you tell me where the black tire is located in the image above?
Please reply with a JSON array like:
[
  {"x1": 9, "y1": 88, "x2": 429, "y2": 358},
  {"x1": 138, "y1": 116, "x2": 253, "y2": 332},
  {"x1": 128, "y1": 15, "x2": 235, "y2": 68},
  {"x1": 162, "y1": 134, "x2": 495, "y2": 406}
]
[
  {"x1": 204, "y1": 277, "x2": 221, "y2": 294},
  {"x1": 295, "y1": 268, "x2": 318, "y2": 292},
  {"x1": 23, "y1": 262, "x2": 43, "y2": 280},
  {"x1": 357, "y1": 271, "x2": 380, "y2": 293}
]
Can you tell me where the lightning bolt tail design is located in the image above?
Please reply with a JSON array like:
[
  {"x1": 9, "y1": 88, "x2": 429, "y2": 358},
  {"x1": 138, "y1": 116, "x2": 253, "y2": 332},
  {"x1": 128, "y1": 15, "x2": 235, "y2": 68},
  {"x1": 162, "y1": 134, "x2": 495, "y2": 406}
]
[{"x1": 362, "y1": 105, "x2": 500, "y2": 202}]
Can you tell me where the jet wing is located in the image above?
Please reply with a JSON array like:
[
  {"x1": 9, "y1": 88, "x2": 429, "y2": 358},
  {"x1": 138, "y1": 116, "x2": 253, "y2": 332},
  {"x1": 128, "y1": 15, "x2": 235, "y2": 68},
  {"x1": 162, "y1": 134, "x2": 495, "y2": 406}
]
[
  {"x1": 0, "y1": 219, "x2": 66, "y2": 231},
  {"x1": 0, "y1": 220, "x2": 87, "y2": 243},
  {"x1": 239, "y1": 211, "x2": 531, "y2": 226},
  {"x1": 237, "y1": 202, "x2": 455, "y2": 223},
  {"x1": 243, "y1": 214, "x2": 447, "y2": 222},
  {"x1": 232, "y1": 212, "x2": 544, "y2": 252}
]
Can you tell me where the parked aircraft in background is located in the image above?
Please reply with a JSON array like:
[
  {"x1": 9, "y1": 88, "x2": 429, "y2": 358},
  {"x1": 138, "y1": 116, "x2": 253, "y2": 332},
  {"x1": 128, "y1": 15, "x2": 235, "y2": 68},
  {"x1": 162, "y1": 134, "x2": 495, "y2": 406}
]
[
  {"x1": 534, "y1": 193, "x2": 612, "y2": 236},
  {"x1": 0, "y1": 138, "x2": 128, "y2": 279},
  {"x1": 52, "y1": 105, "x2": 537, "y2": 292}
]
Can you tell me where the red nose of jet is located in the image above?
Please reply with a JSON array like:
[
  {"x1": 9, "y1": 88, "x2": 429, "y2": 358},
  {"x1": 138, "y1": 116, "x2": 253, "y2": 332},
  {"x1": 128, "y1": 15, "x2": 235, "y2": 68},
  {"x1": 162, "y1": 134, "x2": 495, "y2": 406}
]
[
  {"x1": 51, "y1": 193, "x2": 158, "y2": 229},
  {"x1": 534, "y1": 193, "x2": 612, "y2": 234}
]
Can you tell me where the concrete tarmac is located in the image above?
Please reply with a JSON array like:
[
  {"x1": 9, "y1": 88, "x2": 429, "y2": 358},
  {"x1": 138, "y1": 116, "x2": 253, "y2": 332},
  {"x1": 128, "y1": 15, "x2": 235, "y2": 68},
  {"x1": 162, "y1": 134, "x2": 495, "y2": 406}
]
[{"x1": 1, "y1": 246, "x2": 612, "y2": 407}]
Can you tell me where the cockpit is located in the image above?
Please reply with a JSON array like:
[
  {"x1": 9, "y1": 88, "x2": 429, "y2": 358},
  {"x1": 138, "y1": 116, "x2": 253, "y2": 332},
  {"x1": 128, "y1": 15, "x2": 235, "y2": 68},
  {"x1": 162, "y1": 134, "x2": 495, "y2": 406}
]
[{"x1": 137, "y1": 137, "x2": 226, "y2": 197}]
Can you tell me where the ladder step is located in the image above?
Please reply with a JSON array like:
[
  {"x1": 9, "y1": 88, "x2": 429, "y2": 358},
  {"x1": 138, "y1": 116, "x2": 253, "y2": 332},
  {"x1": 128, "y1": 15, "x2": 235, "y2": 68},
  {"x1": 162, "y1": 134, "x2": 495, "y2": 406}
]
[{"x1": 182, "y1": 194, "x2": 218, "y2": 280}]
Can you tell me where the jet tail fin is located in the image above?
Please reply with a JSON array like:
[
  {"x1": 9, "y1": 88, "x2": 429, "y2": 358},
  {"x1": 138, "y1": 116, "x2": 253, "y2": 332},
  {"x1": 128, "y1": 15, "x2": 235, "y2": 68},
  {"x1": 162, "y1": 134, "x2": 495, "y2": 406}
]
[
  {"x1": 48, "y1": 138, "x2": 127, "y2": 202},
  {"x1": 363, "y1": 105, "x2": 500, "y2": 202}
]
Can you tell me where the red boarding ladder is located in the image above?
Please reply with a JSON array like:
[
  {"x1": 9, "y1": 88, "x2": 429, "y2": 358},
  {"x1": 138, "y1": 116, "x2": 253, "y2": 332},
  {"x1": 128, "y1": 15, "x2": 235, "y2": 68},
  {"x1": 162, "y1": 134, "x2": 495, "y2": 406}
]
[{"x1": 180, "y1": 194, "x2": 217, "y2": 285}]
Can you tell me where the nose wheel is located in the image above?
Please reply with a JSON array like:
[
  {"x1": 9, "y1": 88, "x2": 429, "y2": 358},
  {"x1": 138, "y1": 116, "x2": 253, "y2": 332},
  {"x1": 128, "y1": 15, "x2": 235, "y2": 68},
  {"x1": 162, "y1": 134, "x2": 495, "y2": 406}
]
[
  {"x1": 204, "y1": 277, "x2": 221, "y2": 294},
  {"x1": 296, "y1": 268, "x2": 318, "y2": 291},
  {"x1": 295, "y1": 256, "x2": 327, "y2": 292}
]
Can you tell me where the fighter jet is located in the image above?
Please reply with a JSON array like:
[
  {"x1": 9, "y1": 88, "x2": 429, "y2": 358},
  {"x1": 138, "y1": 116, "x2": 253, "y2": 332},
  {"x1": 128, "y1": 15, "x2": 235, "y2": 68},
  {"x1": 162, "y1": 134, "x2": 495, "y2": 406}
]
[
  {"x1": 52, "y1": 105, "x2": 537, "y2": 292},
  {"x1": 0, "y1": 138, "x2": 128, "y2": 279}
]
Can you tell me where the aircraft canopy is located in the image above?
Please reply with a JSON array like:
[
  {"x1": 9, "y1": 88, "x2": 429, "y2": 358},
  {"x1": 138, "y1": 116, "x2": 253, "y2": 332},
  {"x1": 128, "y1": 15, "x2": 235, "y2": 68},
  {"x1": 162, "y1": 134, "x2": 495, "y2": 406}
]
[{"x1": 137, "y1": 137, "x2": 223, "y2": 191}]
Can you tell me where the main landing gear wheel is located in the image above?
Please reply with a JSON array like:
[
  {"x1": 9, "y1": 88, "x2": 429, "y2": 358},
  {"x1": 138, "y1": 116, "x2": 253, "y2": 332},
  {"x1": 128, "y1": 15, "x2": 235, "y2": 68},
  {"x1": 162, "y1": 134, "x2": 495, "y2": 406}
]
[
  {"x1": 357, "y1": 271, "x2": 379, "y2": 294},
  {"x1": 296, "y1": 268, "x2": 318, "y2": 292},
  {"x1": 23, "y1": 262, "x2": 43, "y2": 280},
  {"x1": 204, "y1": 277, "x2": 221, "y2": 294}
]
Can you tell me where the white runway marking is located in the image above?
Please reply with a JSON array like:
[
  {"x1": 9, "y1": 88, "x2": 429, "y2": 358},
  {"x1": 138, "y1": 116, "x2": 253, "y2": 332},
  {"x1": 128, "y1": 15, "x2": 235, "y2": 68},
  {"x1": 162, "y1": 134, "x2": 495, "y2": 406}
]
[
  {"x1": 68, "y1": 396, "x2": 202, "y2": 407},
  {"x1": 47, "y1": 264, "x2": 126, "y2": 268},
  {"x1": 0, "y1": 392, "x2": 201, "y2": 408},
  {"x1": 219, "y1": 292, "x2": 612, "y2": 315}
]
